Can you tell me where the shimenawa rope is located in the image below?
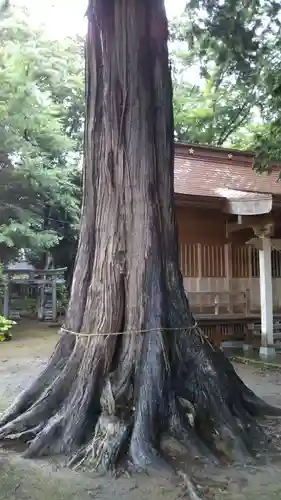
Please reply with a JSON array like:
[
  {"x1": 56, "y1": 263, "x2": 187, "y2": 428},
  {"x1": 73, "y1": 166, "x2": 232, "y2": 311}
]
[{"x1": 59, "y1": 323, "x2": 199, "y2": 338}]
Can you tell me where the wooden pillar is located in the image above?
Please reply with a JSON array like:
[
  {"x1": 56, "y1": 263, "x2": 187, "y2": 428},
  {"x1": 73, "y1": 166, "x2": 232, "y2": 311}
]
[
  {"x1": 38, "y1": 284, "x2": 45, "y2": 321},
  {"x1": 259, "y1": 237, "x2": 275, "y2": 359},
  {"x1": 247, "y1": 245, "x2": 253, "y2": 313},
  {"x1": 52, "y1": 276, "x2": 57, "y2": 321},
  {"x1": 197, "y1": 243, "x2": 202, "y2": 292},
  {"x1": 3, "y1": 279, "x2": 10, "y2": 318},
  {"x1": 224, "y1": 243, "x2": 232, "y2": 312}
]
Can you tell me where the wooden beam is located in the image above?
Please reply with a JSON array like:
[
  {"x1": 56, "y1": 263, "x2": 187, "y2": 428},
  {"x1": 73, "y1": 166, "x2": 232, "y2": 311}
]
[
  {"x1": 226, "y1": 214, "x2": 274, "y2": 234},
  {"x1": 4, "y1": 267, "x2": 67, "y2": 276},
  {"x1": 271, "y1": 239, "x2": 281, "y2": 252},
  {"x1": 246, "y1": 237, "x2": 263, "y2": 251},
  {"x1": 227, "y1": 222, "x2": 250, "y2": 233},
  {"x1": 246, "y1": 237, "x2": 281, "y2": 252}
]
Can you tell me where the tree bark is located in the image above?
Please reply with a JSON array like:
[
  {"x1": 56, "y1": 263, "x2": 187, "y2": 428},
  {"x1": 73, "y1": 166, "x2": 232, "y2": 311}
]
[{"x1": 0, "y1": 0, "x2": 280, "y2": 491}]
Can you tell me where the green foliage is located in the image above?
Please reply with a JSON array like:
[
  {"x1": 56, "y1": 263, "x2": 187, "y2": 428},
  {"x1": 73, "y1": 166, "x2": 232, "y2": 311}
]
[
  {"x1": 21, "y1": 297, "x2": 37, "y2": 316},
  {"x1": 0, "y1": 315, "x2": 15, "y2": 341},
  {"x1": 173, "y1": 77, "x2": 255, "y2": 146},
  {"x1": 3, "y1": 0, "x2": 280, "y2": 249},
  {"x1": 56, "y1": 284, "x2": 69, "y2": 315},
  {"x1": 171, "y1": 17, "x2": 258, "y2": 146},
  {"x1": 174, "y1": 0, "x2": 281, "y2": 83},
  {"x1": 171, "y1": 0, "x2": 281, "y2": 169},
  {"x1": 0, "y1": 7, "x2": 84, "y2": 263}
]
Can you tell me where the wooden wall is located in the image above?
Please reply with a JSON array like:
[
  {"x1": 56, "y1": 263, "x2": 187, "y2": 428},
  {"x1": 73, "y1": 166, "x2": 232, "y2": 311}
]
[{"x1": 176, "y1": 206, "x2": 281, "y2": 312}]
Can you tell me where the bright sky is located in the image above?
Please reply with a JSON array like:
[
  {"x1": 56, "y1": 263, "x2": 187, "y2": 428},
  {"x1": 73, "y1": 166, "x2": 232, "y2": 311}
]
[{"x1": 16, "y1": 0, "x2": 186, "y2": 37}]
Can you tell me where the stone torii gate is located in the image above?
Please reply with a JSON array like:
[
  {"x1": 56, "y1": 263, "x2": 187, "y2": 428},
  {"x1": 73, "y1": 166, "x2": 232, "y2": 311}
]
[{"x1": 2, "y1": 267, "x2": 67, "y2": 322}]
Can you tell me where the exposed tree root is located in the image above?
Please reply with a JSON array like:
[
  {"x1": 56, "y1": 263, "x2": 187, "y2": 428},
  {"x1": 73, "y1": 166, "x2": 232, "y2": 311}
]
[
  {"x1": 169, "y1": 402, "x2": 219, "y2": 465},
  {"x1": 177, "y1": 470, "x2": 203, "y2": 500},
  {"x1": 69, "y1": 414, "x2": 131, "y2": 470}
]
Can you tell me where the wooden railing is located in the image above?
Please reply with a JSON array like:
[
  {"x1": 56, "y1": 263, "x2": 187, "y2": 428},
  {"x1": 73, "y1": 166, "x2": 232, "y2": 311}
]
[
  {"x1": 246, "y1": 321, "x2": 281, "y2": 347},
  {"x1": 180, "y1": 243, "x2": 281, "y2": 280},
  {"x1": 199, "y1": 317, "x2": 252, "y2": 346},
  {"x1": 188, "y1": 290, "x2": 250, "y2": 316}
]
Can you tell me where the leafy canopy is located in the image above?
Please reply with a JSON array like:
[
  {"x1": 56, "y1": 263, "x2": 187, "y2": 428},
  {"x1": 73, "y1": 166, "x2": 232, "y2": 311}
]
[
  {"x1": 171, "y1": 0, "x2": 281, "y2": 168},
  {"x1": 0, "y1": 8, "x2": 84, "y2": 263}
]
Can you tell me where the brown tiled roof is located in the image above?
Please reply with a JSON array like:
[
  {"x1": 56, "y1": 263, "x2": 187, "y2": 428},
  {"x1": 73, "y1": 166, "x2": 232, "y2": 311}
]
[{"x1": 174, "y1": 143, "x2": 281, "y2": 200}]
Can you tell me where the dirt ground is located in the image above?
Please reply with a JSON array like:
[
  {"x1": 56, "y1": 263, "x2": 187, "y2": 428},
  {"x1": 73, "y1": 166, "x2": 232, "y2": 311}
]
[{"x1": 1, "y1": 322, "x2": 281, "y2": 500}]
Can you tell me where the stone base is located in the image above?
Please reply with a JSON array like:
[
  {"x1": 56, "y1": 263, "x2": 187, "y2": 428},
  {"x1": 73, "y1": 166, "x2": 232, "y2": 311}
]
[
  {"x1": 259, "y1": 346, "x2": 276, "y2": 360},
  {"x1": 243, "y1": 343, "x2": 253, "y2": 353},
  {"x1": 222, "y1": 340, "x2": 243, "y2": 349}
]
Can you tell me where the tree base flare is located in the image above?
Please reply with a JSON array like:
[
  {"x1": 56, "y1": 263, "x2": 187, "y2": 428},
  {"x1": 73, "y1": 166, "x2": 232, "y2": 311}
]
[{"x1": 1, "y1": 324, "x2": 281, "y2": 497}]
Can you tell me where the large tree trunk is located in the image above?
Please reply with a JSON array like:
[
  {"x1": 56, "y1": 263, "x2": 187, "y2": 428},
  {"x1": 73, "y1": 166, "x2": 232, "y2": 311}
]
[{"x1": 0, "y1": 0, "x2": 280, "y2": 492}]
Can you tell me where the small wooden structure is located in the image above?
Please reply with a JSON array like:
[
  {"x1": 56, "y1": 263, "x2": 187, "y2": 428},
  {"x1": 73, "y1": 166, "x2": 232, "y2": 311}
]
[
  {"x1": 174, "y1": 143, "x2": 281, "y2": 357},
  {"x1": 1, "y1": 267, "x2": 67, "y2": 321}
]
